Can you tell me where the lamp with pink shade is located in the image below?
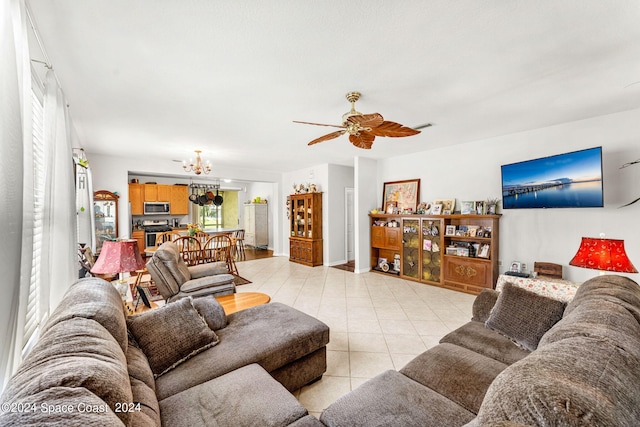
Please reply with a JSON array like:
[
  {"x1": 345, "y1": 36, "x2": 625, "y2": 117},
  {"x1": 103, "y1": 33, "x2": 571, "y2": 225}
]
[{"x1": 91, "y1": 239, "x2": 146, "y2": 300}]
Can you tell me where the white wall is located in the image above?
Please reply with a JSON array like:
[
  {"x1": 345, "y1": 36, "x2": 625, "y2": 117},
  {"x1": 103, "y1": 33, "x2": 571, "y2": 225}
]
[
  {"x1": 354, "y1": 157, "x2": 379, "y2": 273},
  {"x1": 378, "y1": 108, "x2": 640, "y2": 283},
  {"x1": 326, "y1": 164, "x2": 355, "y2": 265}
]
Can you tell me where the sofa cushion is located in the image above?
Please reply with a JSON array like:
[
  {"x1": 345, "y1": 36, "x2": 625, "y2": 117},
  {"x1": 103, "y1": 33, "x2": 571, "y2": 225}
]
[
  {"x1": 400, "y1": 343, "x2": 508, "y2": 414},
  {"x1": 485, "y1": 282, "x2": 565, "y2": 351},
  {"x1": 127, "y1": 344, "x2": 161, "y2": 427},
  {"x1": 440, "y1": 321, "x2": 530, "y2": 365},
  {"x1": 159, "y1": 364, "x2": 311, "y2": 427},
  {"x1": 564, "y1": 274, "x2": 640, "y2": 322},
  {"x1": 473, "y1": 335, "x2": 640, "y2": 426},
  {"x1": 127, "y1": 297, "x2": 219, "y2": 377},
  {"x1": 179, "y1": 273, "x2": 235, "y2": 293},
  {"x1": 191, "y1": 294, "x2": 228, "y2": 330},
  {"x1": 41, "y1": 277, "x2": 129, "y2": 353},
  {"x1": 155, "y1": 302, "x2": 329, "y2": 400},
  {"x1": 320, "y1": 370, "x2": 475, "y2": 427},
  {"x1": 0, "y1": 317, "x2": 132, "y2": 425},
  {"x1": 188, "y1": 261, "x2": 229, "y2": 279},
  {"x1": 471, "y1": 289, "x2": 499, "y2": 323}
]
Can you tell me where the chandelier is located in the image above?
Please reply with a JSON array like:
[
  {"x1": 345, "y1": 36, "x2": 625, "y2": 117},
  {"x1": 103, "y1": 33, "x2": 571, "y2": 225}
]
[{"x1": 182, "y1": 150, "x2": 211, "y2": 175}]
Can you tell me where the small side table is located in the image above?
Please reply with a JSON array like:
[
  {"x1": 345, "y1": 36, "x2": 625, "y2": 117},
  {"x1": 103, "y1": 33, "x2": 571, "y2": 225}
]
[{"x1": 215, "y1": 292, "x2": 271, "y2": 315}]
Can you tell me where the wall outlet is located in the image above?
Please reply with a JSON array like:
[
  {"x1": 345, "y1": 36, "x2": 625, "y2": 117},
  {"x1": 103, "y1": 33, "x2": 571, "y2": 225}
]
[
  {"x1": 498, "y1": 260, "x2": 502, "y2": 267},
  {"x1": 521, "y1": 263, "x2": 527, "y2": 272}
]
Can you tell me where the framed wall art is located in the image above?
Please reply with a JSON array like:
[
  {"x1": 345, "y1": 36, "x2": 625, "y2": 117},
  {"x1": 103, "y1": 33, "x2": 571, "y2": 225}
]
[{"x1": 382, "y1": 179, "x2": 420, "y2": 212}]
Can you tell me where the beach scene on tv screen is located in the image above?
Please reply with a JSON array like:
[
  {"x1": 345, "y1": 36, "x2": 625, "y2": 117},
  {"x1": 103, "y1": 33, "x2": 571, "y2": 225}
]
[{"x1": 501, "y1": 147, "x2": 603, "y2": 209}]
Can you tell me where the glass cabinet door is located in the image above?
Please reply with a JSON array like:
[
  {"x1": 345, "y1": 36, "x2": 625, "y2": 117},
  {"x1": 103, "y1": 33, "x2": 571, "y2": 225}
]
[
  {"x1": 402, "y1": 219, "x2": 420, "y2": 279},
  {"x1": 94, "y1": 190, "x2": 119, "y2": 253}
]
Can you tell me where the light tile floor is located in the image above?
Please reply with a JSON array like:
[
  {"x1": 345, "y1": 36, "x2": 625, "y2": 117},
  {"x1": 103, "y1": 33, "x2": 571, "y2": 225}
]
[{"x1": 237, "y1": 256, "x2": 476, "y2": 419}]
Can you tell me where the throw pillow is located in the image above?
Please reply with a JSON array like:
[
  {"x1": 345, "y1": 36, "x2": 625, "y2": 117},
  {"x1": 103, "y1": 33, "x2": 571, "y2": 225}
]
[
  {"x1": 485, "y1": 282, "x2": 566, "y2": 351},
  {"x1": 191, "y1": 295, "x2": 228, "y2": 330},
  {"x1": 127, "y1": 297, "x2": 219, "y2": 377}
]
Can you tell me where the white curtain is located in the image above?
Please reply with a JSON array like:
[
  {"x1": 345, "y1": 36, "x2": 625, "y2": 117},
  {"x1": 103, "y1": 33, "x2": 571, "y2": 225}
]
[
  {"x1": 0, "y1": 0, "x2": 32, "y2": 389},
  {"x1": 41, "y1": 69, "x2": 77, "y2": 312}
]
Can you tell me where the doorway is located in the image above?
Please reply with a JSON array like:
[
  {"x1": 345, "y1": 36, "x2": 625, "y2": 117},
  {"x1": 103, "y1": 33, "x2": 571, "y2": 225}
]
[{"x1": 345, "y1": 187, "x2": 355, "y2": 263}]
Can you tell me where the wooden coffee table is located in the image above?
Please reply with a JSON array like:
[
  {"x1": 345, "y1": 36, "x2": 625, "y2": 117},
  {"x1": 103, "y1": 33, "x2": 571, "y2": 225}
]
[{"x1": 215, "y1": 292, "x2": 271, "y2": 315}]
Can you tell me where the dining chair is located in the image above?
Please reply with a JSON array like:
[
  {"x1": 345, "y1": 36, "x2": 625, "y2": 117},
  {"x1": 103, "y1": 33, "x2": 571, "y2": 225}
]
[
  {"x1": 172, "y1": 236, "x2": 202, "y2": 266},
  {"x1": 203, "y1": 235, "x2": 238, "y2": 275}
]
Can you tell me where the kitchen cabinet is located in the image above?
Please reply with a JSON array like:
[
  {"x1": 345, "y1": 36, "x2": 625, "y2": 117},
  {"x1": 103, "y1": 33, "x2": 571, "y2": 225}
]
[
  {"x1": 170, "y1": 185, "x2": 189, "y2": 215},
  {"x1": 144, "y1": 184, "x2": 171, "y2": 202},
  {"x1": 129, "y1": 184, "x2": 143, "y2": 215},
  {"x1": 132, "y1": 230, "x2": 145, "y2": 254}
]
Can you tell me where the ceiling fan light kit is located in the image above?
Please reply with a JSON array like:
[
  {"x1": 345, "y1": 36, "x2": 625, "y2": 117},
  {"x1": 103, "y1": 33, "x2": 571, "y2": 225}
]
[{"x1": 294, "y1": 91, "x2": 422, "y2": 149}]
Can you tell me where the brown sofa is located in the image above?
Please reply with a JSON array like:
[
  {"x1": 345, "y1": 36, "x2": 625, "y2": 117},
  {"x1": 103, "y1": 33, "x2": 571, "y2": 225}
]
[
  {"x1": 0, "y1": 277, "x2": 329, "y2": 426},
  {"x1": 320, "y1": 275, "x2": 640, "y2": 426}
]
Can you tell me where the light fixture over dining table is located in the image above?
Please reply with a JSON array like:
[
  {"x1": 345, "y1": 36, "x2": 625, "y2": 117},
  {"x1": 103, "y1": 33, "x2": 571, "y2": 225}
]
[{"x1": 183, "y1": 150, "x2": 211, "y2": 175}]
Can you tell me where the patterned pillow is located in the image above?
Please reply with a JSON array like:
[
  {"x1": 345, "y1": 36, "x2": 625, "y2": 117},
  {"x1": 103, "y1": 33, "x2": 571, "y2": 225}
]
[
  {"x1": 485, "y1": 282, "x2": 566, "y2": 351},
  {"x1": 127, "y1": 297, "x2": 219, "y2": 377}
]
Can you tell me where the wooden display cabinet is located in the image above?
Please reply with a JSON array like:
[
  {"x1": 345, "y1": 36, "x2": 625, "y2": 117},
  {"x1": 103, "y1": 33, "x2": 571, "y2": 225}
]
[
  {"x1": 289, "y1": 192, "x2": 323, "y2": 266},
  {"x1": 370, "y1": 213, "x2": 500, "y2": 295},
  {"x1": 370, "y1": 215, "x2": 401, "y2": 275},
  {"x1": 442, "y1": 214, "x2": 500, "y2": 294}
]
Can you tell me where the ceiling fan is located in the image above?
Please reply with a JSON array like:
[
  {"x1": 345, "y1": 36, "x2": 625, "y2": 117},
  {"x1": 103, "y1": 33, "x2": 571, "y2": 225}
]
[{"x1": 294, "y1": 91, "x2": 426, "y2": 149}]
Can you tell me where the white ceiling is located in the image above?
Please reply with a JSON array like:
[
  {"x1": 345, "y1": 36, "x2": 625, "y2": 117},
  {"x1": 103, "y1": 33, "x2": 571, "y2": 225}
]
[{"x1": 26, "y1": 0, "x2": 640, "y2": 175}]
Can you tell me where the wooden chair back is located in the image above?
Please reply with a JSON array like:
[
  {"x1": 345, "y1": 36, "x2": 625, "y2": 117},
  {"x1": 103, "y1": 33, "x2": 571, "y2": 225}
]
[
  {"x1": 173, "y1": 236, "x2": 202, "y2": 266},
  {"x1": 203, "y1": 235, "x2": 238, "y2": 275}
]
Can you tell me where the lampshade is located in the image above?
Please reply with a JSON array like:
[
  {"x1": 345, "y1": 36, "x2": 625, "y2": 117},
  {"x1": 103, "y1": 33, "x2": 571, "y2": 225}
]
[
  {"x1": 91, "y1": 240, "x2": 146, "y2": 275},
  {"x1": 569, "y1": 237, "x2": 637, "y2": 273}
]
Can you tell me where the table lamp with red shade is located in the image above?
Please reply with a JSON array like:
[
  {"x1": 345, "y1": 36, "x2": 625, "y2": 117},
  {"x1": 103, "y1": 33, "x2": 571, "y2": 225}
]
[
  {"x1": 91, "y1": 239, "x2": 146, "y2": 300},
  {"x1": 569, "y1": 235, "x2": 637, "y2": 275}
]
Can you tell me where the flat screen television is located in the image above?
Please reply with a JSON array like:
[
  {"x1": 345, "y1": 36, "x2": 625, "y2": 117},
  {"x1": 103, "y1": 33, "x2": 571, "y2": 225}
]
[{"x1": 501, "y1": 146, "x2": 604, "y2": 209}]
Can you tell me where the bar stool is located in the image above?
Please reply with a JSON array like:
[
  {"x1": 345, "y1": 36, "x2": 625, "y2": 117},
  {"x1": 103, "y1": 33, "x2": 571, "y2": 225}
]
[{"x1": 232, "y1": 229, "x2": 246, "y2": 260}]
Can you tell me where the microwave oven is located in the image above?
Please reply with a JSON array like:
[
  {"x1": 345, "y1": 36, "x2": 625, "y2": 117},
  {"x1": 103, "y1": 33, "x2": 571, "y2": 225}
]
[{"x1": 144, "y1": 202, "x2": 170, "y2": 215}]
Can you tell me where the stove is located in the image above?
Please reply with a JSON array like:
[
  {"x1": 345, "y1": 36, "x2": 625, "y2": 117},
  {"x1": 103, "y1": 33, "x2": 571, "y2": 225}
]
[
  {"x1": 141, "y1": 219, "x2": 173, "y2": 233},
  {"x1": 142, "y1": 220, "x2": 173, "y2": 247}
]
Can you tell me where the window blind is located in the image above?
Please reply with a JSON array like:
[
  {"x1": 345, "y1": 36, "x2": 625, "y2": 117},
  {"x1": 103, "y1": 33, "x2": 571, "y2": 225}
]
[{"x1": 23, "y1": 86, "x2": 45, "y2": 353}]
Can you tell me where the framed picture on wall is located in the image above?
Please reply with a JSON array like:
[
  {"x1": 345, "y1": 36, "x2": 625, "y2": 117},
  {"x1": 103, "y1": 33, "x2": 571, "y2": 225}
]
[{"x1": 382, "y1": 179, "x2": 420, "y2": 213}]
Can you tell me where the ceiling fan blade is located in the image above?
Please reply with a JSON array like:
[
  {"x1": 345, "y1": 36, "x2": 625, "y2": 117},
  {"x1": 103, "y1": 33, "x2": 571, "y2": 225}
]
[
  {"x1": 308, "y1": 130, "x2": 346, "y2": 146},
  {"x1": 349, "y1": 132, "x2": 375, "y2": 149},
  {"x1": 347, "y1": 113, "x2": 384, "y2": 128},
  {"x1": 369, "y1": 120, "x2": 421, "y2": 138},
  {"x1": 413, "y1": 123, "x2": 433, "y2": 130},
  {"x1": 294, "y1": 120, "x2": 346, "y2": 129}
]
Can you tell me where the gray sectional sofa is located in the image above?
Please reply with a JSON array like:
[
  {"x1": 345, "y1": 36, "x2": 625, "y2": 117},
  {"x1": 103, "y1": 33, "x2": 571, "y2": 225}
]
[
  {"x1": 320, "y1": 274, "x2": 640, "y2": 426},
  {"x1": 0, "y1": 277, "x2": 329, "y2": 426}
]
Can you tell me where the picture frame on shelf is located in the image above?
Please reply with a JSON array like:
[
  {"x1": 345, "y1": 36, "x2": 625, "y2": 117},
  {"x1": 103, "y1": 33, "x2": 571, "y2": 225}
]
[
  {"x1": 478, "y1": 244, "x2": 491, "y2": 258},
  {"x1": 460, "y1": 201, "x2": 475, "y2": 215},
  {"x1": 445, "y1": 246, "x2": 458, "y2": 255},
  {"x1": 434, "y1": 199, "x2": 455, "y2": 214},
  {"x1": 510, "y1": 261, "x2": 522, "y2": 273},
  {"x1": 457, "y1": 247, "x2": 470, "y2": 257},
  {"x1": 430, "y1": 204, "x2": 443, "y2": 215},
  {"x1": 475, "y1": 201, "x2": 486, "y2": 215},
  {"x1": 382, "y1": 179, "x2": 420, "y2": 213},
  {"x1": 385, "y1": 201, "x2": 397, "y2": 214},
  {"x1": 445, "y1": 225, "x2": 456, "y2": 236}
]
